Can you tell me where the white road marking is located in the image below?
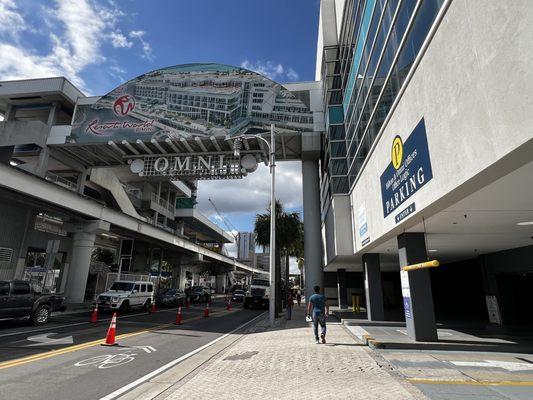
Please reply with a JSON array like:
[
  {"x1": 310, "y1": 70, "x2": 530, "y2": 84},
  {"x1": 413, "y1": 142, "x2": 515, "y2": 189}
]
[
  {"x1": 75, "y1": 352, "x2": 137, "y2": 369},
  {"x1": 132, "y1": 345, "x2": 157, "y2": 354},
  {"x1": 0, "y1": 309, "x2": 178, "y2": 339},
  {"x1": 450, "y1": 360, "x2": 533, "y2": 372},
  {"x1": 98, "y1": 312, "x2": 267, "y2": 400},
  {"x1": 26, "y1": 333, "x2": 74, "y2": 346}
]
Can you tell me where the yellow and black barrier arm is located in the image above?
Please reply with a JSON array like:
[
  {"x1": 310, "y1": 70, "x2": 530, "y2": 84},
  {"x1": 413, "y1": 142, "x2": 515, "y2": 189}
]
[{"x1": 401, "y1": 260, "x2": 440, "y2": 272}]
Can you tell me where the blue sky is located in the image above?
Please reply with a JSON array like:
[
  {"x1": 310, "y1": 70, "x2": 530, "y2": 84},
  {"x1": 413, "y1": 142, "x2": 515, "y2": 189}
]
[
  {"x1": 0, "y1": 0, "x2": 319, "y2": 261},
  {"x1": 0, "y1": 0, "x2": 319, "y2": 94}
]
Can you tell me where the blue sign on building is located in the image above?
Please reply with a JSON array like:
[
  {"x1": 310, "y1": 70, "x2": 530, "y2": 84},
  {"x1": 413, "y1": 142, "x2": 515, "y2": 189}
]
[
  {"x1": 380, "y1": 119, "x2": 433, "y2": 218},
  {"x1": 403, "y1": 297, "x2": 412, "y2": 319}
]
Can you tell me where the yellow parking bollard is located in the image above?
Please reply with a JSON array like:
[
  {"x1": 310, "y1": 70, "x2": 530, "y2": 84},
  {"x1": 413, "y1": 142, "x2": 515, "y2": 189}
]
[{"x1": 352, "y1": 295, "x2": 361, "y2": 313}]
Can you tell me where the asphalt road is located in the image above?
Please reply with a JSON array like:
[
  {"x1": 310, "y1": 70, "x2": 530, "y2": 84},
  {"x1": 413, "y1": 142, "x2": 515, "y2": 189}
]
[{"x1": 0, "y1": 300, "x2": 262, "y2": 400}]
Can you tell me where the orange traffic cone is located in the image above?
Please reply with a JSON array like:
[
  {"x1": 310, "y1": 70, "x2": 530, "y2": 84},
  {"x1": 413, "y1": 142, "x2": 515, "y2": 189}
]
[
  {"x1": 204, "y1": 302, "x2": 209, "y2": 318},
  {"x1": 102, "y1": 312, "x2": 118, "y2": 346},
  {"x1": 150, "y1": 301, "x2": 157, "y2": 313},
  {"x1": 175, "y1": 306, "x2": 182, "y2": 325},
  {"x1": 226, "y1": 300, "x2": 232, "y2": 311},
  {"x1": 90, "y1": 304, "x2": 98, "y2": 323}
]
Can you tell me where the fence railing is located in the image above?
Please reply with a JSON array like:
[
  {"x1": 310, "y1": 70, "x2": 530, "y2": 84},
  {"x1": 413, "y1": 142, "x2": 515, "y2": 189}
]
[
  {"x1": 150, "y1": 193, "x2": 174, "y2": 213},
  {"x1": 45, "y1": 172, "x2": 78, "y2": 191}
]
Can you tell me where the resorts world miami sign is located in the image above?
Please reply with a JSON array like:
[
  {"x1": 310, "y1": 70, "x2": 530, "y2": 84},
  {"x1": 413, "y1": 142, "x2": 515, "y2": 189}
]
[{"x1": 380, "y1": 119, "x2": 433, "y2": 222}]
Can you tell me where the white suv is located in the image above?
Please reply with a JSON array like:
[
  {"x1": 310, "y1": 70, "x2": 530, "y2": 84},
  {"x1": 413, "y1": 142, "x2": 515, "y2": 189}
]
[{"x1": 94, "y1": 280, "x2": 154, "y2": 311}]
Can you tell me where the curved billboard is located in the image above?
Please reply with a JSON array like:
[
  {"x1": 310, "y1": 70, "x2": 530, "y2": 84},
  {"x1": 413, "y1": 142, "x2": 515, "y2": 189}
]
[{"x1": 70, "y1": 63, "x2": 313, "y2": 144}]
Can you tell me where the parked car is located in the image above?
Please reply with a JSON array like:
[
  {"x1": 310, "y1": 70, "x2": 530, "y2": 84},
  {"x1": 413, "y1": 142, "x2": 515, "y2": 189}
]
[
  {"x1": 0, "y1": 280, "x2": 66, "y2": 325},
  {"x1": 94, "y1": 280, "x2": 154, "y2": 312},
  {"x1": 187, "y1": 286, "x2": 211, "y2": 303},
  {"x1": 231, "y1": 289, "x2": 245, "y2": 302},
  {"x1": 156, "y1": 288, "x2": 186, "y2": 307}
]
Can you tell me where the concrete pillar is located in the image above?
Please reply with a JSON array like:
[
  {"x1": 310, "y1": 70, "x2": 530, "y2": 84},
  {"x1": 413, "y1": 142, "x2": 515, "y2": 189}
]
[
  {"x1": 397, "y1": 233, "x2": 437, "y2": 342},
  {"x1": 337, "y1": 268, "x2": 348, "y2": 309},
  {"x1": 216, "y1": 274, "x2": 226, "y2": 293},
  {"x1": 363, "y1": 253, "x2": 385, "y2": 321},
  {"x1": 77, "y1": 170, "x2": 88, "y2": 194},
  {"x1": 46, "y1": 102, "x2": 60, "y2": 126},
  {"x1": 34, "y1": 147, "x2": 50, "y2": 178},
  {"x1": 176, "y1": 266, "x2": 185, "y2": 290},
  {"x1": 4, "y1": 104, "x2": 16, "y2": 121},
  {"x1": 302, "y1": 160, "x2": 323, "y2": 296},
  {"x1": 64, "y1": 231, "x2": 96, "y2": 303}
]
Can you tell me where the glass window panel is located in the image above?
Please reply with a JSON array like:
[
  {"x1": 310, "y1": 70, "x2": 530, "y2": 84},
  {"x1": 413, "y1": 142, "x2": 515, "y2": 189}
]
[
  {"x1": 331, "y1": 159, "x2": 348, "y2": 175},
  {"x1": 343, "y1": 0, "x2": 377, "y2": 113},
  {"x1": 328, "y1": 106, "x2": 344, "y2": 125},
  {"x1": 331, "y1": 141, "x2": 347, "y2": 157},
  {"x1": 329, "y1": 125, "x2": 346, "y2": 140}
]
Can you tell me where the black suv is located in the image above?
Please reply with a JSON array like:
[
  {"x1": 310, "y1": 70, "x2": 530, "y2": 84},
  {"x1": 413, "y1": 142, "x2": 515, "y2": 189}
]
[
  {"x1": 0, "y1": 280, "x2": 66, "y2": 325},
  {"x1": 187, "y1": 286, "x2": 211, "y2": 303}
]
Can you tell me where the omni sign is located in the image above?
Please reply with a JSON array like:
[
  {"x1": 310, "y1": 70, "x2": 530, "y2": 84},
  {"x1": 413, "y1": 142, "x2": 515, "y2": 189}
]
[{"x1": 129, "y1": 153, "x2": 253, "y2": 180}]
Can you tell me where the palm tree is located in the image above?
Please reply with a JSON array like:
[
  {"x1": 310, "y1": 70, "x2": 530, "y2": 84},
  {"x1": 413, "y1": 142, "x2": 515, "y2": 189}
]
[{"x1": 254, "y1": 200, "x2": 304, "y2": 315}]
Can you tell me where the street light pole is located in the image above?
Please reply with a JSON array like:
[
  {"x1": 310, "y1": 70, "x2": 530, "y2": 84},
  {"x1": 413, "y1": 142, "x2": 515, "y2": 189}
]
[
  {"x1": 226, "y1": 125, "x2": 277, "y2": 326},
  {"x1": 268, "y1": 123, "x2": 276, "y2": 327}
]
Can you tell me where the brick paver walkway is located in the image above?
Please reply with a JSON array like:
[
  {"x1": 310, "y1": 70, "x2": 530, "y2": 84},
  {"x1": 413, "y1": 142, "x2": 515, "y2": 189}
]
[{"x1": 161, "y1": 305, "x2": 426, "y2": 400}]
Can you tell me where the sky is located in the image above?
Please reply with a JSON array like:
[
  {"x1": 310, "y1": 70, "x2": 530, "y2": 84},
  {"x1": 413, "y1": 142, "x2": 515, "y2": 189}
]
[{"x1": 0, "y1": 0, "x2": 320, "y2": 271}]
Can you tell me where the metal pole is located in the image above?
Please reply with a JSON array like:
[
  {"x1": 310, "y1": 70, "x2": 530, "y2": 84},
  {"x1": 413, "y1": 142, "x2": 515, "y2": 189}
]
[{"x1": 269, "y1": 123, "x2": 276, "y2": 326}]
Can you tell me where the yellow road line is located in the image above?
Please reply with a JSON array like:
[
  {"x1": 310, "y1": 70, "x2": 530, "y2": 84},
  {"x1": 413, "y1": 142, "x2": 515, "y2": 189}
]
[
  {"x1": 0, "y1": 311, "x2": 225, "y2": 371},
  {"x1": 408, "y1": 378, "x2": 533, "y2": 387}
]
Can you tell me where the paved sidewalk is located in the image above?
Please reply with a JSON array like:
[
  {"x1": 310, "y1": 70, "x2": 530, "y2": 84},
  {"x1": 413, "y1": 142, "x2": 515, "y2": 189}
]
[{"x1": 148, "y1": 305, "x2": 426, "y2": 400}]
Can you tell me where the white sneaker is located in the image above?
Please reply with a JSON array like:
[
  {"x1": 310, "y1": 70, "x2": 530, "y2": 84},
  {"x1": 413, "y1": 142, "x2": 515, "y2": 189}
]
[{"x1": 315, "y1": 339, "x2": 320, "y2": 344}]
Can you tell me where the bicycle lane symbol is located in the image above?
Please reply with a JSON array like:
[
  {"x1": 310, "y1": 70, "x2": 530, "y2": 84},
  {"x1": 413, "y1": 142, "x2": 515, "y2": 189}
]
[{"x1": 74, "y1": 352, "x2": 137, "y2": 369}]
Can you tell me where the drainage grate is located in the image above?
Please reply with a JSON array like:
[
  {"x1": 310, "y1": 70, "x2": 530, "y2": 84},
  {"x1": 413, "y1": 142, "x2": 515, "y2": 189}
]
[{"x1": 0, "y1": 247, "x2": 13, "y2": 265}]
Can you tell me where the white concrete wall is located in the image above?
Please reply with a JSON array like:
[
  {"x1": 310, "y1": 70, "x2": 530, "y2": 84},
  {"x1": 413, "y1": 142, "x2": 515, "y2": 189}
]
[
  {"x1": 351, "y1": 0, "x2": 533, "y2": 253},
  {"x1": 315, "y1": 0, "x2": 339, "y2": 81},
  {"x1": 323, "y1": 194, "x2": 355, "y2": 264}
]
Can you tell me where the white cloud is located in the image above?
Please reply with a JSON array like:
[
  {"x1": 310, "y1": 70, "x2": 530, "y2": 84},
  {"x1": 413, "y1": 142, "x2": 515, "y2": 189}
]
[
  {"x1": 197, "y1": 161, "x2": 303, "y2": 218},
  {"x1": 240, "y1": 59, "x2": 300, "y2": 82},
  {"x1": 129, "y1": 30, "x2": 153, "y2": 60},
  {"x1": 286, "y1": 68, "x2": 299, "y2": 81},
  {"x1": 0, "y1": 0, "x2": 24, "y2": 35},
  {"x1": 0, "y1": 0, "x2": 152, "y2": 92},
  {"x1": 110, "y1": 31, "x2": 133, "y2": 48}
]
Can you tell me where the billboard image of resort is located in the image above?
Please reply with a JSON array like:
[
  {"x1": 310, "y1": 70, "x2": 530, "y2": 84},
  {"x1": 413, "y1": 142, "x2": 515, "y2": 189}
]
[{"x1": 70, "y1": 63, "x2": 313, "y2": 144}]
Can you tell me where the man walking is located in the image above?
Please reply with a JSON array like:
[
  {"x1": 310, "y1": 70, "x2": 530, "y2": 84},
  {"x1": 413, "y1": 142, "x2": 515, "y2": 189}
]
[
  {"x1": 286, "y1": 292, "x2": 294, "y2": 320},
  {"x1": 306, "y1": 285, "x2": 328, "y2": 344}
]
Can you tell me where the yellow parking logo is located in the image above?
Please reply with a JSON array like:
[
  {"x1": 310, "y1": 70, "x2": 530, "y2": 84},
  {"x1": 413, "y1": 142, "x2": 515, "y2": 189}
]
[{"x1": 391, "y1": 136, "x2": 403, "y2": 170}]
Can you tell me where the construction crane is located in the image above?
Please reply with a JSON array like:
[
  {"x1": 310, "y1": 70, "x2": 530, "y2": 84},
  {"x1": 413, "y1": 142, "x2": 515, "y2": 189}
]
[{"x1": 208, "y1": 198, "x2": 238, "y2": 241}]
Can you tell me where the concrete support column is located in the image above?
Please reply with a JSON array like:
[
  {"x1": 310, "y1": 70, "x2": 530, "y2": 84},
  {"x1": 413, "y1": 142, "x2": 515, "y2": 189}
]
[
  {"x1": 397, "y1": 233, "x2": 437, "y2": 342},
  {"x1": 216, "y1": 274, "x2": 226, "y2": 294},
  {"x1": 363, "y1": 253, "x2": 385, "y2": 321},
  {"x1": 302, "y1": 160, "x2": 323, "y2": 296},
  {"x1": 34, "y1": 147, "x2": 50, "y2": 178},
  {"x1": 47, "y1": 102, "x2": 60, "y2": 126},
  {"x1": 64, "y1": 232, "x2": 96, "y2": 304},
  {"x1": 4, "y1": 104, "x2": 16, "y2": 121},
  {"x1": 176, "y1": 266, "x2": 187, "y2": 290},
  {"x1": 77, "y1": 170, "x2": 88, "y2": 194},
  {"x1": 337, "y1": 268, "x2": 348, "y2": 309}
]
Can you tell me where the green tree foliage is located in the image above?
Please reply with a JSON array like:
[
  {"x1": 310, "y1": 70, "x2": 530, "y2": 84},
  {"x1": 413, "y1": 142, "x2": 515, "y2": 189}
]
[
  {"x1": 254, "y1": 200, "x2": 304, "y2": 313},
  {"x1": 91, "y1": 248, "x2": 116, "y2": 266}
]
